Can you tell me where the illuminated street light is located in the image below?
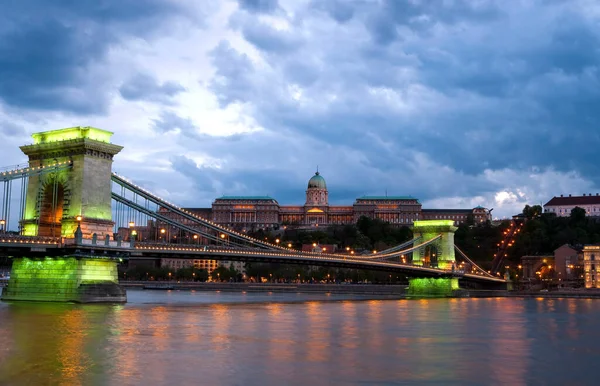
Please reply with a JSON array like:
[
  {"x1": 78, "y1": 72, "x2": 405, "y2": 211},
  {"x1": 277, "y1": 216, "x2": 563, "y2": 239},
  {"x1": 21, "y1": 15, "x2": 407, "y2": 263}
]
[
  {"x1": 76, "y1": 216, "x2": 82, "y2": 222},
  {"x1": 287, "y1": 243, "x2": 292, "y2": 248},
  {"x1": 275, "y1": 238, "x2": 280, "y2": 244},
  {"x1": 128, "y1": 221, "x2": 135, "y2": 228}
]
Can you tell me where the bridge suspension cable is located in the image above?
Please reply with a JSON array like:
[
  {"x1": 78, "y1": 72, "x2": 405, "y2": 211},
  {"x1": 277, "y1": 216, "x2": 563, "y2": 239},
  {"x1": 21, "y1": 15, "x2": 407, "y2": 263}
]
[
  {"x1": 112, "y1": 192, "x2": 265, "y2": 248},
  {"x1": 111, "y1": 173, "x2": 292, "y2": 251},
  {"x1": 372, "y1": 237, "x2": 422, "y2": 255},
  {"x1": 454, "y1": 245, "x2": 495, "y2": 278},
  {"x1": 371, "y1": 235, "x2": 442, "y2": 261}
]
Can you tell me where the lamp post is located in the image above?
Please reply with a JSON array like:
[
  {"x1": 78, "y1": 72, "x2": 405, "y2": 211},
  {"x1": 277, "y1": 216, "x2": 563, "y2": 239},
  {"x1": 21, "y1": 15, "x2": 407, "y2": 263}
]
[
  {"x1": 220, "y1": 233, "x2": 226, "y2": 247},
  {"x1": 0, "y1": 219, "x2": 5, "y2": 234},
  {"x1": 160, "y1": 228, "x2": 166, "y2": 243},
  {"x1": 193, "y1": 234, "x2": 199, "y2": 245}
]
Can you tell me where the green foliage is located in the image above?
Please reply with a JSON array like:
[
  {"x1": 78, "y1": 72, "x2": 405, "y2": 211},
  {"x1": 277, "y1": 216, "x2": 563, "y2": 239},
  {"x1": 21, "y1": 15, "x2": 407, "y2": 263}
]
[
  {"x1": 244, "y1": 262, "x2": 406, "y2": 283},
  {"x1": 523, "y1": 205, "x2": 542, "y2": 219},
  {"x1": 505, "y1": 205, "x2": 600, "y2": 262}
]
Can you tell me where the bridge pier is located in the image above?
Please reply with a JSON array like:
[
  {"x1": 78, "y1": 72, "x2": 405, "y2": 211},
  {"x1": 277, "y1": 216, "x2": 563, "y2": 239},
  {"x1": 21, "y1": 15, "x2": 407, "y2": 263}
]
[
  {"x1": 407, "y1": 277, "x2": 460, "y2": 297},
  {"x1": 1, "y1": 256, "x2": 126, "y2": 303}
]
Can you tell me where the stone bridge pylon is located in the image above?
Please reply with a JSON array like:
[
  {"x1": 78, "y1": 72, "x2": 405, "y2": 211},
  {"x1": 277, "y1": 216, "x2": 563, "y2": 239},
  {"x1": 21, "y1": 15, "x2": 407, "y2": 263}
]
[
  {"x1": 411, "y1": 220, "x2": 458, "y2": 269},
  {"x1": 2, "y1": 127, "x2": 126, "y2": 303},
  {"x1": 20, "y1": 127, "x2": 122, "y2": 238}
]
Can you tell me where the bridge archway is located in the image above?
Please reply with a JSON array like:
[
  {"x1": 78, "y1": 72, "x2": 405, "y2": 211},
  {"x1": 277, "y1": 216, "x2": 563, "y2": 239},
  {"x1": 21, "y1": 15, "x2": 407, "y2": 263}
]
[
  {"x1": 412, "y1": 220, "x2": 457, "y2": 270},
  {"x1": 38, "y1": 181, "x2": 65, "y2": 237},
  {"x1": 423, "y1": 245, "x2": 438, "y2": 268}
]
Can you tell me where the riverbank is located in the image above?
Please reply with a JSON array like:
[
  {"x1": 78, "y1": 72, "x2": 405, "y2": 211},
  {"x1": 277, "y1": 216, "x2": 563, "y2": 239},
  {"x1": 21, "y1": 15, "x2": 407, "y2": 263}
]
[
  {"x1": 121, "y1": 281, "x2": 600, "y2": 299},
  {"x1": 122, "y1": 281, "x2": 409, "y2": 295}
]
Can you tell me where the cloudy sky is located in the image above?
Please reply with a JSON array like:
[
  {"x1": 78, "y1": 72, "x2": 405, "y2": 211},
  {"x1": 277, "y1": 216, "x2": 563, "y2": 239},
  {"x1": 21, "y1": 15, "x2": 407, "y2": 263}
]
[{"x1": 1, "y1": 0, "x2": 599, "y2": 219}]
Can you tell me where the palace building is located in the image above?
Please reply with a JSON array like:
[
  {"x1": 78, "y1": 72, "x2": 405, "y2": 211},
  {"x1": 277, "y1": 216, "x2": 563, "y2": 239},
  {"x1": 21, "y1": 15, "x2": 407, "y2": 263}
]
[
  {"x1": 544, "y1": 193, "x2": 600, "y2": 217},
  {"x1": 187, "y1": 171, "x2": 490, "y2": 231}
]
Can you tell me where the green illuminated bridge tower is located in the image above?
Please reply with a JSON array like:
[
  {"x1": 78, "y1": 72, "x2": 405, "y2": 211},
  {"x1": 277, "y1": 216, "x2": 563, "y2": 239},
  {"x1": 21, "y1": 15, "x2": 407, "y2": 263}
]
[
  {"x1": 20, "y1": 127, "x2": 122, "y2": 238},
  {"x1": 2, "y1": 127, "x2": 126, "y2": 303},
  {"x1": 408, "y1": 220, "x2": 460, "y2": 296}
]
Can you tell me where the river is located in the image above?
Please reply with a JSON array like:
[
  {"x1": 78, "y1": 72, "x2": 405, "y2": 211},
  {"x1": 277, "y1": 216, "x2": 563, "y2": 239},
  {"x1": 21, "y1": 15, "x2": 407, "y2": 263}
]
[{"x1": 0, "y1": 289, "x2": 598, "y2": 385}]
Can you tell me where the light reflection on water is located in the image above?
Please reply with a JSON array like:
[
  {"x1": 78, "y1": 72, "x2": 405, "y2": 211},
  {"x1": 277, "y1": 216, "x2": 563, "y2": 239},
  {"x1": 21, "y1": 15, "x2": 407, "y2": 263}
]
[{"x1": 1, "y1": 289, "x2": 600, "y2": 385}]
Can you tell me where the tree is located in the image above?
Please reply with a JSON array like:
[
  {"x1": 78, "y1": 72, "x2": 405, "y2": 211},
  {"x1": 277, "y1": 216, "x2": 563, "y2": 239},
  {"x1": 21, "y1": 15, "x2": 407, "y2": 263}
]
[
  {"x1": 523, "y1": 204, "x2": 542, "y2": 219},
  {"x1": 570, "y1": 207, "x2": 586, "y2": 225},
  {"x1": 212, "y1": 265, "x2": 233, "y2": 281}
]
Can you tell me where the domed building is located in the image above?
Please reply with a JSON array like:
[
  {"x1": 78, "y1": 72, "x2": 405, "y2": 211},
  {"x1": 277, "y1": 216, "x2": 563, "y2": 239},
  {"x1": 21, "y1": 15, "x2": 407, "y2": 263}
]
[
  {"x1": 305, "y1": 171, "x2": 328, "y2": 206},
  {"x1": 197, "y1": 168, "x2": 491, "y2": 231},
  {"x1": 303, "y1": 171, "x2": 332, "y2": 225}
]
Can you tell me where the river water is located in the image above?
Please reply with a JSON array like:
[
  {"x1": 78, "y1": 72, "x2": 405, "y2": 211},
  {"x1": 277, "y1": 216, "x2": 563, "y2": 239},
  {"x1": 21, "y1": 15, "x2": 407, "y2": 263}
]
[{"x1": 0, "y1": 289, "x2": 598, "y2": 385}]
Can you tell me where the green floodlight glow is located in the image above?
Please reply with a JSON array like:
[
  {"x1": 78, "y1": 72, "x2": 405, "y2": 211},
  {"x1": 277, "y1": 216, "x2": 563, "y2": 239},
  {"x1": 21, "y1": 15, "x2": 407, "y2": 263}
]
[
  {"x1": 1, "y1": 257, "x2": 120, "y2": 302},
  {"x1": 408, "y1": 277, "x2": 459, "y2": 297},
  {"x1": 32, "y1": 127, "x2": 114, "y2": 145}
]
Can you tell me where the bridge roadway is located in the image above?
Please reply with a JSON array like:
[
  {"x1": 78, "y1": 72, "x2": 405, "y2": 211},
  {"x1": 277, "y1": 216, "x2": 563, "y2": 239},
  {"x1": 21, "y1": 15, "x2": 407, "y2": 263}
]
[{"x1": 0, "y1": 236, "x2": 506, "y2": 287}]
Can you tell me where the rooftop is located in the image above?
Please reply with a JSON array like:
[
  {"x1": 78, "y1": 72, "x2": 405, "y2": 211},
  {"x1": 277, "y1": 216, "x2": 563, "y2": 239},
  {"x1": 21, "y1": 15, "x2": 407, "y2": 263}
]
[
  {"x1": 216, "y1": 196, "x2": 278, "y2": 202},
  {"x1": 356, "y1": 196, "x2": 419, "y2": 201},
  {"x1": 545, "y1": 194, "x2": 600, "y2": 206},
  {"x1": 32, "y1": 126, "x2": 113, "y2": 144}
]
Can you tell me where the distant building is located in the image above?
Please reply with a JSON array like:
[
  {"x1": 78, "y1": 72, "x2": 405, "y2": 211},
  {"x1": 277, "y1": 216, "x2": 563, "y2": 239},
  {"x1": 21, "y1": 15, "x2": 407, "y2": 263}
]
[
  {"x1": 544, "y1": 194, "x2": 600, "y2": 217},
  {"x1": 583, "y1": 245, "x2": 600, "y2": 288},
  {"x1": 169, "y1": 171, "x2": 490, "y2": 232},
  {"x1": 554, "y1": 244, "x2": 582, "y2": 282}
]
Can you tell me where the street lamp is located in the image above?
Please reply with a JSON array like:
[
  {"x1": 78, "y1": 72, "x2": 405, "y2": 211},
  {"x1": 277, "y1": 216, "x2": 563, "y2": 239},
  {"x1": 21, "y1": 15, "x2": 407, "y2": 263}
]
[
  {"x1": 193, "y1": 234, "x2": 199, "y2": 245},
  {"x1": 128, "y1": 221, "x2": 135, "y2": 228},
  {"x1": 275, "y1": 238, "x2": 280, "y2": 245},
  {"x1": 287, "y1": 243, "x2": 292, "y2": 248},
  {"x1": 160, "y1": 228, "x2": 166, "y2": 243},
  {"x1": 0, "y1": 219, "x2": 5, "y2": 233}
]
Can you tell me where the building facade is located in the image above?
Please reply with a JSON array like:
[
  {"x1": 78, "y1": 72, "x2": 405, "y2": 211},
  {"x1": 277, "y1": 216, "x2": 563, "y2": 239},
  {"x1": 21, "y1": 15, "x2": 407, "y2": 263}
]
[
  {"x1": 584, "y1": 245, "x2": 600, "y2": 288},
  {"x1": 177, "y1": 171, "x2": 490, "y2": 231},
  {"x1": 544, "y1": 194, "x2": 600, "y2": 217}
]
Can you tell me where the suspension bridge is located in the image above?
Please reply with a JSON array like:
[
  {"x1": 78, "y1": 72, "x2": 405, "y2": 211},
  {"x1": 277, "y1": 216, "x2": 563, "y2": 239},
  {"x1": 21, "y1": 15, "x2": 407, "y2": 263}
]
[{"x1": 0, "y1": 127, "x2": 506, "y2": 302}]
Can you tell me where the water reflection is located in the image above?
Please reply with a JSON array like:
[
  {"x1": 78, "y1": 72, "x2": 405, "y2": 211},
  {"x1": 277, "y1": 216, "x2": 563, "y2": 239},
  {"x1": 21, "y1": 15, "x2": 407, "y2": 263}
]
[
  {"x1": 2, "y1": 292, "x2": 600, "y2": 385},
  {"x1": 0, "y1": 302, "x2": 115, "y2": 385}
]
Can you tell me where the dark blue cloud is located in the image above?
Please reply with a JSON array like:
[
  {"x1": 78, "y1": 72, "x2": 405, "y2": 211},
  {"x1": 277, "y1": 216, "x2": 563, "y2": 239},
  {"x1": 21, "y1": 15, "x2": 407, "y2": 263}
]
[
  {"x1": 119, "y1": 73, "x2": 185, "y2": 104},
  {"x1": 0, "y1": 121, "x2": 25, "y2": 137},
  {"x1": 241, "y1": 22, "x2": 303, "y2": 53},
  {"x1": 0, "y1": 0, "x2": 188, "y2": 114},
  {"x1": 205, "y1": 0, "x2": 600, "y2": 205},
  {"x1": 367, "y1": 0, "x2": 503, "y2": 44},
  {"x1": 237, "y1": 0, "x2": 279, "y2": 14},
  {"x1": 152, "y1": 111, "x2": 198, "y2": 134},
  {"x1": 310, "y1": 0, "x2": 356, "y2": 23}
]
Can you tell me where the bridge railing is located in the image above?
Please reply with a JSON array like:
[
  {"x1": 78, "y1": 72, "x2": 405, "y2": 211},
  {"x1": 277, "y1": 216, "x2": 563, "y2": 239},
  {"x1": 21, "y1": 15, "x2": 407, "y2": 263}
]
[
  {"x1": 63, "y1": 238, "x2": 133, "y2": 249},
  {"x1": 0, "y1": 234, "x2": 62, "y2": 244}
]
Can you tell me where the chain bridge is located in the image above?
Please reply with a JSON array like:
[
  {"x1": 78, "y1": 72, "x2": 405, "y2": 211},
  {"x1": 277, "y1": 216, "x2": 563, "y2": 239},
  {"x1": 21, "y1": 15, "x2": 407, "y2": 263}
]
[{"x1": 0, "y1": 127, "x2": 506, "y2": 302}]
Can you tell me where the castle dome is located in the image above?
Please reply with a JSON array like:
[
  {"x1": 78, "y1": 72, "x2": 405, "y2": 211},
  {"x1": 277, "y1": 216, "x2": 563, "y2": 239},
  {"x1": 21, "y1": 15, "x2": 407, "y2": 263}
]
[{"x1": 307, "y1": 171, "x2": 327, "y2": 189}]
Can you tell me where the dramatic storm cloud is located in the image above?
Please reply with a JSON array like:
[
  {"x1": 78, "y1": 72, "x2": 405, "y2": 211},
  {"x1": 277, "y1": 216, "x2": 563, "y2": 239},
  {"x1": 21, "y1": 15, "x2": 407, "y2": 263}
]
[{"x1": 1, "y1": 0, "x2": 599, "y2": 218}]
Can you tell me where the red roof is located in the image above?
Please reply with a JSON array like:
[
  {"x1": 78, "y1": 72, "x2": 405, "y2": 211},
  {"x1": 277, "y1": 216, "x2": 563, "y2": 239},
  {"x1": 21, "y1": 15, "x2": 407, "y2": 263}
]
[{"x1": 545, "y1": 195, "x2": 600, "y2": 206}]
